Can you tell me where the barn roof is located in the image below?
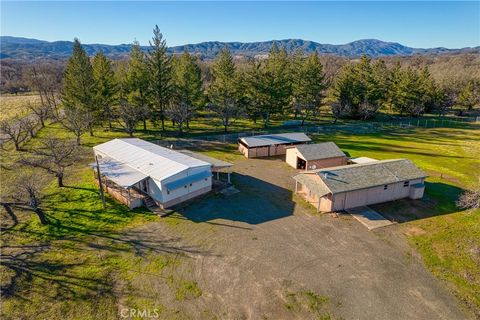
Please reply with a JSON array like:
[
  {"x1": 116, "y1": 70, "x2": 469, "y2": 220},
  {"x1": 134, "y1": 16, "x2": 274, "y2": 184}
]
[
  {"x1": 294, "y1": 159, "x2": 427, "y2": 195},
  {"x1": 239, "y1": 132, "x2": 311, "y2": 148},
  {"x1": 294, "y1": 142, "x2": 346, "y2": 161},
  {"x1": 93, "y1": 138, "x2": 210, "y2": 182}
]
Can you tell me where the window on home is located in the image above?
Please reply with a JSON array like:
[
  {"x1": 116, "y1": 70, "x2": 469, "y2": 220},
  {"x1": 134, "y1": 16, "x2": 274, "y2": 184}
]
[
  {"x1": 190, "y1": 183, "x2": 192, "y2": 186},
  {"x1": 384, "y1": 185, "x2": 388, "y2": 190},
  {"x1": 404, "y1": 181, "x2": 410, "y2": 187},
  {"x1": 167, "y1": 189, "x2": 170, "y2": 195}
]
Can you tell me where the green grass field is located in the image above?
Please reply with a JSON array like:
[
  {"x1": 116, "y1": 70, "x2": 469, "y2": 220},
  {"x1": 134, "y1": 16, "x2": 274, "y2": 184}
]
[{"x1": 1, "y1": 118, "x2": 479, "y2": 319}]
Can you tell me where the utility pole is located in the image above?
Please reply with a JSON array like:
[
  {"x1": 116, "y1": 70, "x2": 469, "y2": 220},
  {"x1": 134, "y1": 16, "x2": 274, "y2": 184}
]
[{"x1": 95, "y1": 155, "x2": 107, "y2": 209}]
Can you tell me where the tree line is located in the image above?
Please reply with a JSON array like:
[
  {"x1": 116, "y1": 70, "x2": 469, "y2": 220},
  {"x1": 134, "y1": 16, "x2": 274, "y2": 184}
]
[{"x1": 56, "y1": 26, "x2": 479, "y2": 139}]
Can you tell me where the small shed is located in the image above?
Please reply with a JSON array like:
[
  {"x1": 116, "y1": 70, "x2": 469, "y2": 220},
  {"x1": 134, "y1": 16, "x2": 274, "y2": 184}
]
[
  {"x1": 286, "y1": 142, "x2": 347, "y2": 170},
  {"x1": 238, "y1": 132, "x2": 311, "y2": 158},
  {"x1": 293, "y1": 159, "x2": 427, "y2": 212}
]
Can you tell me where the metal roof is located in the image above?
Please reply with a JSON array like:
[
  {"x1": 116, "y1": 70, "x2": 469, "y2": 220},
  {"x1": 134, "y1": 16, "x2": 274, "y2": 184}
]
[
  {"x1": 349, "y1": 157, "x2": 378, "y2": 164},
  {"x1": 93, "y1": 138, "x2": 211, "y2": 182},
  {"x1": 164, "y1": 171, "x2": 212, "y2": 191},
  {"x1": 239, "y1": 132, "x2": 311, "y2": 148},
  {"x1": 294, "y1": 142, "x2": 346, "y2": 161},
  {"x1": 294, "y1": 159, "x2": 427, "y2": 195},
  {"x1": 177, "y1": 149, "x2": 233, "y2": 170},
  {"x1": 91, "y1": 157, "x2": 148, "y2": 188}
]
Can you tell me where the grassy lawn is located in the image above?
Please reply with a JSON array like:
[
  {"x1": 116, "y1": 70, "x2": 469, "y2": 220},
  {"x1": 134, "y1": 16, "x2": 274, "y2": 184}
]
[{"x1": 1, "y1": 118, "x2": 479, "y2": 318}]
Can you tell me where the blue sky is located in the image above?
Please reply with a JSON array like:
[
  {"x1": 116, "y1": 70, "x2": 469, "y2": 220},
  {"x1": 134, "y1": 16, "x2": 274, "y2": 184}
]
[{"x1": 1, "y1": 1, "x2": 479, "y2": 48}]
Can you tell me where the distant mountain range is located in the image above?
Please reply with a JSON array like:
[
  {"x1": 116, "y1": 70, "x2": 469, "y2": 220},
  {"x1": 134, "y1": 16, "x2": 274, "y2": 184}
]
[{"x1": 1, "y1": 36, "x2": 478, "y2": 60}]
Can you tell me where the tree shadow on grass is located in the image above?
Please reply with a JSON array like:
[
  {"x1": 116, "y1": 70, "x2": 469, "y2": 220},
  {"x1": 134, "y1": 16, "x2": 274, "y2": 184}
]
[
  {"x1": 175, "y1": 172, "x2": 295, "y2": 226},
  {"x1": 370, "y1": 182, "x2": 464, "y2": 223}
]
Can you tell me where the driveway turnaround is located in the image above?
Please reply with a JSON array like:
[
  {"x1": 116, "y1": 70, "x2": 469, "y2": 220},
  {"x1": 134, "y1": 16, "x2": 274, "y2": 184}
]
[
  {"x1": 125, "y1": 157, "x2": 470, "y2": 320},
  {"x1": 346, "y1": 206, "x2": 396, "y2": 230}
]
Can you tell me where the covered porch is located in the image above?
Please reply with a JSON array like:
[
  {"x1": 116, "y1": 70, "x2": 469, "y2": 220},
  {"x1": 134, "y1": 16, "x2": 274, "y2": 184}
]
[
  {"x1": 177, "y1": 149, "x2": 234, "y2": 185},
  {"x1": 91, "y1": 157, "x2": 149, "y2": 209}
]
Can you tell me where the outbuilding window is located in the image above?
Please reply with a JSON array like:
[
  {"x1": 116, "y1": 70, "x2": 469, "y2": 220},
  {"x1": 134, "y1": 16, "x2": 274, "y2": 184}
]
[
  {"x1": 384, "y1": 185, "x2": 388, "y2": 190},
  {"x1": 403, "y1": 181, "x2": 410, "y2": 187}
]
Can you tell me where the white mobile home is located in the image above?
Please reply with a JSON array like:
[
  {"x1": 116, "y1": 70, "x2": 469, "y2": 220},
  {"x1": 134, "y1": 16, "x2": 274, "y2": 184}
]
[{"x1": 93, "y1": 138, "x2": 212, "y2": 209}]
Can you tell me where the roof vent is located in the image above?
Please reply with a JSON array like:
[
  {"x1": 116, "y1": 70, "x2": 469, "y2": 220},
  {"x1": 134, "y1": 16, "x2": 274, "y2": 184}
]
[{"x1": 323, "y1": 172, "x2": 329, "y2": 179}]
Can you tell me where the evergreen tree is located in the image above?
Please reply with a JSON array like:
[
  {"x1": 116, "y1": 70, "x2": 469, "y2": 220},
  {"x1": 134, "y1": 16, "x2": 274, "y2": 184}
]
[
  {"x1": 330, "y1": 56, "x2": 384, "y2": 119},
  {"x1": 61, "y1": 38, "x2": 96, "y2": 135},
  {"x1": 291, "y1": 51, "x2": 326, "y2": 125},
  {"x1": 146, "y1": 25, "x2": 174, "y2": 131},
  {"x1": 457, "y1": 79, "x2": 480, "y2": 112},
  {"x1": 390, "y1": 67, "x2": 424, "y2": 116},
  {"x1": 262, "y1": 43, "x2": 292, "y2": 126},
  {"x1": 207, "y1": 47, "x2": 241, "y2": 132},
  {"x1": 172, "y1": 49, "x2": 204, "y2": 129},
  {"x1": 125, "y1": 41, "x2": 150, "y2": 130},
  {"x1": 92, "y1": 51, "x2": 118, "y2": 130}
]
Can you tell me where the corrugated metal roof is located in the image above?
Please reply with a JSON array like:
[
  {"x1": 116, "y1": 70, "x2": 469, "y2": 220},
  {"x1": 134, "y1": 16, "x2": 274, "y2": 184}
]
[
  {"x1": 294, "y1": 142, "x2": 346, "y2": 161},
  {"x1": 91, "y1": 157, "x2": 148, "y2": 187},
  {"x1": 164, "y1": 171, "x2": 212, "y2": 190},
  {"x1": 177, "y1": 149, "x2": 233, "y2": 170},
  {"x1": 349, "y1": 157, "x2": 378, "y2": 164},
  {"x1": 294, "y1": 159, "x2": 427, "y2": 195},
  {"x1": 93, "y1": 138, "x2": 210, "y2": 182},
  {"x1": 239, "y1": 132, "x2": 311, "y2": 148}
]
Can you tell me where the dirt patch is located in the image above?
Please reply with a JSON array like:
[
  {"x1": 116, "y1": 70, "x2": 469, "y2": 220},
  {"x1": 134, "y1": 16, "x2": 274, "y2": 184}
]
[{"x1": 121, "y1": 157, "x2": 470, "y2": 320}]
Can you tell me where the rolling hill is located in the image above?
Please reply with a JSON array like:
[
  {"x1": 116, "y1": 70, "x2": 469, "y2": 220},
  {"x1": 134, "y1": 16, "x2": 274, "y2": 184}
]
[{"x1": 1, "y1": 36, "x2": 478, "y2": 60}]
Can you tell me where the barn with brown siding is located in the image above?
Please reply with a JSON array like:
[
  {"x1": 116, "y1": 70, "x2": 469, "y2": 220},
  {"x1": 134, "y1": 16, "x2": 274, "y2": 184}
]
[
  {"x1": 238, "y1": 132, "x2": 311, "y2": 158},
  {"x1": 286, "y1": 142, "x2": 347, "y2": 170},
  {"x1": 293, "y1": 159, "x2": 427, "y2": 212}
]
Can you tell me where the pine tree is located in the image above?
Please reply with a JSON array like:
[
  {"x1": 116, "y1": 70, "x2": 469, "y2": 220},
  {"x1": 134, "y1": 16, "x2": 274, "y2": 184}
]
[
  {"x1": 62, "y1": 39, "x2": 96, "y2": 135},
  {"x1": 125, "y1": 41, "x2": 150, "y2": 130},
  {"x1": 92, "y1": 51, "x2": 118, "y2": 130},
  {"x1": 330, "y1": 56, "x2": 384, "y2": 120},
  {"x1": 173, "y1": 49, "x2": 204, "y2": 129},
  {"x1": 457, "y1": 79, "x2": 480, "y2": 112},
  {"x1": 147, "y1": 25, "x2": 174, "y2": 131},
  {"x1": 291, "y1": 51, "x2": 326, "y2": 125},
  {"x1": 207, "y1": 47, "x2": 241, "y2": 132}
]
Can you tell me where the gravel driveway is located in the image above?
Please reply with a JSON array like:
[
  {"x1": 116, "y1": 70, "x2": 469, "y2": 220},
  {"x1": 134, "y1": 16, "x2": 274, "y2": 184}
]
[{"x1": 126, "y1": 157, "x2": 469, "y2": 320}]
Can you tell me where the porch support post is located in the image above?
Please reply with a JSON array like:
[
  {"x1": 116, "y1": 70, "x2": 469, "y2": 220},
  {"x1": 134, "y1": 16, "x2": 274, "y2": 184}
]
[
  {"x1": 295, "y1": 181, "x2": 298, "y2": 193},
  {"x1": 227, "y1": 172, "x2": 231, "y2": 184},
  {"x1": 216, "y1": 171, "x2": 220, "y2": 180},
  {"x1": 317, "y1": 199, "x2": 321, "y2": 212},
  {"x1": 128, "y1": 188, "x2": 131, "y2": 206}
]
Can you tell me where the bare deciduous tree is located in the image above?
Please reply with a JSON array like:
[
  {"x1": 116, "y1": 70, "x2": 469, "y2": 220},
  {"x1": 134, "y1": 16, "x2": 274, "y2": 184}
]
[
  {"x1": 116, "y1": 100, "x2": 147, "y2": 137},
  {"x1": 26, "y1": 101, "x2": 51, "y2": 128},
  {"x1": 19, "y1": 117, "x2": 37, "y2": 138},
  {"x1": 61, "y1": 107, "x2": 91, "y2": 145},
  {"x1": 8, "y1": 171, "x2": 49, "y2": 225},
  {"x1": 457, "y1": 184, "x2": 480, "y2": 210},
  {"x1": 0, "y1": 118, "x2": 29, "y2": 151},
  {"x1": 24, "y1": 63, "x2": 63, "y2": 119},
  {"x1": 20, "y1": 137, "x2": 79, "y2": 187},
  {"x1": 166, "y1": 100, "x2": 193, "y2": 133}
]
